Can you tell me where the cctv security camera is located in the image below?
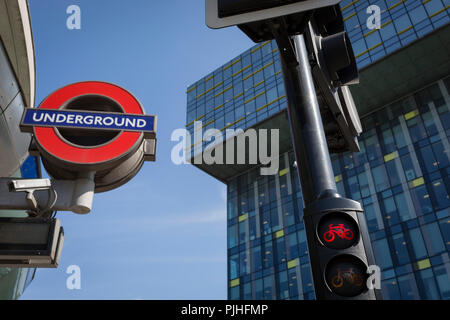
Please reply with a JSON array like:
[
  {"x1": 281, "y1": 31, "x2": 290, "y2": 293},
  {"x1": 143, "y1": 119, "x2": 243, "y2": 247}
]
[{"x1": 9, "y1": 179, "x2": 51, "y2": 192}]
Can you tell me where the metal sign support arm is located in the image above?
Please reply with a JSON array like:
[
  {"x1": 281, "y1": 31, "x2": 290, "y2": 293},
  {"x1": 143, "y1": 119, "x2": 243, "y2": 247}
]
[{"x1": 0, "y1": 175, "x2": 95, "y2": 215}]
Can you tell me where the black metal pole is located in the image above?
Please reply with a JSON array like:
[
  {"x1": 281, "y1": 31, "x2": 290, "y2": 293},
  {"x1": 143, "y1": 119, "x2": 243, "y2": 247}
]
[{"x1": 276, "y1": 34, "x2": 338, "y2": 206}]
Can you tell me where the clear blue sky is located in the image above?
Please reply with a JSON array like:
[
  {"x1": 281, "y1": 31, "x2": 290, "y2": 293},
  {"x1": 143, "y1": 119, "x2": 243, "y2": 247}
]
[{"x1": 21, "y1": 0, "x2": 253, "y2": 299}]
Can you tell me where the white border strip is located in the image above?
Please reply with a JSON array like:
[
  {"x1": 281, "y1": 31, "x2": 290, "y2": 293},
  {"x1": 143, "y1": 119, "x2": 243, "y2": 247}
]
[{"x1": 18, "y1": 0, "x2": 35, "y2": 108}]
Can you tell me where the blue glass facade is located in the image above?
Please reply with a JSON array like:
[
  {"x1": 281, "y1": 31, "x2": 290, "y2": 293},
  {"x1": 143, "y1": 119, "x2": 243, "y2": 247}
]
[
  {"x1": 224, "y1": 77, "x2": 450, "y2": 300},
  {"x1": 186, "y1": 40, "x2": 287, "y2": 157},
  {"x1": 342, "y1": 0, "x2": 450, "y2": 68},
  {"x1": 333, "y1": 79, "x2": 450, "y2": 299},
  {"x1": 227, "y1": 152, "x2": 316, "y2": 300},
  {"x1": 186, "y1": 2, "x2": 450, "y2": 300}
]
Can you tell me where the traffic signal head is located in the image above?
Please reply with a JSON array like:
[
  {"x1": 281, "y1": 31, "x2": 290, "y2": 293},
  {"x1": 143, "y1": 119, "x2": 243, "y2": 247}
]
[
  {"x1": 307, "y1": 5, "x2": 359, "y2": 86},
  {"x1": 303, "y1": 197, "x2": 381, "y2": 299},
  {"x1": 320, "y1": 31, "x2": 358, "y2": 86},
  {"x1": 303, "y1": 5, "x2": 361, "y2": 153}
]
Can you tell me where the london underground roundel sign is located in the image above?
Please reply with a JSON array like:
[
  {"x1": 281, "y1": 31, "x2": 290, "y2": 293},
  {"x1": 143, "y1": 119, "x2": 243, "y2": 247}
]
[
  {"x1": 21, "y1": 81, "x2": 155, "y2": 165},
  {"x1": 20, "y1": 81, "x2": 157, "y2": 192}
]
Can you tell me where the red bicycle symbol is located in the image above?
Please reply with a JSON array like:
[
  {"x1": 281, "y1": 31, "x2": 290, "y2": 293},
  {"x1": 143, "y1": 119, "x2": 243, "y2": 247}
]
[{"x1": 323, "y1": 224, "x2": 354, "y2": 243}]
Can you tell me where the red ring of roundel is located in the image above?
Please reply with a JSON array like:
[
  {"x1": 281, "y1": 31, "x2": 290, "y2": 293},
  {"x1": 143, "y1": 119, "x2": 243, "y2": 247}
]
[{"x1": 34, "y1": 81, "x2": 143, "y2": 164}]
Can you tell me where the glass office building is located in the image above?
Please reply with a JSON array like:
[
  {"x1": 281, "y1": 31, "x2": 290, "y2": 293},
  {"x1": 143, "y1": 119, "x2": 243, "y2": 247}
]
[
  {"x1": 186, "y1": 40, "x2": 287, "y2": 152},
  {"x1": 341, "y1": 0, "x2": 449, "y2": 68},
  {"x1": 186, "y1": 2, "x2": 450, "y2": 300}
]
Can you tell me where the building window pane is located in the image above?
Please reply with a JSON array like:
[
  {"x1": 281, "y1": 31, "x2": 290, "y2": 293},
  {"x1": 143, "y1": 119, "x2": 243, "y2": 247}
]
[
  {"x1": 263, "y1": 240, "x2": 273, "y2": 269},
  {"x1": 249, "y1": 216, "x2": 257, "y2": 240},
  {"x1": 392, "y1": 232, "x2": 411, "y2": 265},
  {"x1": 430, "y1": 179, "x2": 450, "y2": 210},
  {"x1": 408, "y1": 228, "x2": 428, "y2": 260},
  {"x1": 409, "y1": 5, "x2": 427, "y2": 25},
  {"x1": 401, "y1": 153, "x2": 418, "y2": 181},
  {"x1": 393, "y1": 125, "x2": 407, "y2": 149},
  {"x1": 275, "y1": 237, "x2": 287, "y2": 265},
  {"x1": 381, "y1": 278, "x2": 401, "y2": 299},
  {"x1": 297, "y1": 229, "x2": 308, "y2": 257},
  {"x1": 365, "y1": 135, "x2": 382, "y2": 161},
  {"x1": 395, "y1": 192, "x2": 413, "y2": 222},
  {"x1": 301, "y1": 263, "x2": 314, "y2": 293},
  {"x1": 434, "y1": 265, "x2": 450, "y2": 299},
  {"x1": 252, "y1": 245, "x2": 262, "y2": 272},
  {"x1": 243, "y1": 282, "x2": 252, "y2": 300},
  {"x1": 239, "y1": 220, "x2": 247, "y2": 244},
  {"x1": 228, "y1": 224, "x2": 238, "y2": 248},
  {"x1": 263, "y1": 274, "x2": 275, "y2": 300},
  {"x1": 417, "y1": 268, "x2": 441, "y2": 300},
  {"x1": 398, "y1": 273, "x2": 420, "y2": 300},
  {"x1": 230, "y1": 286, "x2": 240, "y2": 299},
  {"x1": 254, "y1": 279, "x2": 263, "y2": 299},
  {"x1": 438, "y1": 218, "x2": 450, "y2": 249},
  {"x1": 230, "y1": 254, "x2": 239, "y2": 279},
  {"x1": 373, "y1": 238, "x2": 393, "y2": 270},
  {"x1": 410, "y1": 185, "x2": 433, "y2": 215},
  {"x1": 228, "y1": 197, "x2": 238, "y2": 219},
  {"x1": 421, "y1": 222, "x2": 445, "y2": 256},
  {"x1": 407, "y1": 117, "x2": 427, "y2": 143},
  {"x1": 383, "y1": 196, "x2": 400, "y2": 226},
  {"x1": 347, "y1": 175, "x2": 361, "y2": 200},
  {"x1": 271, "y1": 208, "x2": 281, "y2": 232},
  {"x1": 382, "y1": 128, "x2": 396, "y2": 153},
  {"x1": 277, "y1": 271, "x2": 289, "y2": 299},
  {"x1": 240, "y1": 250, "x2": 249, "y2": 276},
  {"x1": 364, "y1": 203, "x2": 381, "y2": 232},
  {"x1": 385, "y1": 160, "x2": 402, "y2": 187},
  {"x1": 421, "y1": 111, "x2": 438, "y2": 136},
  {"x1": 287, "y1": 233, "x2": 299, "y2": 260},
  {"x1": 431, "y1": 141, "x2": 449, "y2": 169},
  {"x1": 261, "y1": 210, "x2": 271, "y2": 235},
  {"x1": 358, "y1": 171, "x2": 371, "y2": 198},
  {"x1": 418, "y1": 145, "x2": 438, "y2": 173},
  {"x1": 372, "y1": 165, "x2": 390, "y2": 192}
]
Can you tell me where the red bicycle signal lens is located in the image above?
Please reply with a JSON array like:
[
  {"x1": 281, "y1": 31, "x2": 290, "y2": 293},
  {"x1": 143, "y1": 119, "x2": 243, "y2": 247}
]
[
  {"x1": 323, "y1": 223, "x2": 354, "y2": 242},
  {"x1": 318, "y1": 212, "x2": 358, "y2": 249}
]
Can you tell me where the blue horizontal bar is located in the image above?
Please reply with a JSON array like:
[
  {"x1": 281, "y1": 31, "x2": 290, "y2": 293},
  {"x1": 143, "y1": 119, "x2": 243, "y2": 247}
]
[{"x1": 21, "y1": 108, "x2": 156, "y2": 133}]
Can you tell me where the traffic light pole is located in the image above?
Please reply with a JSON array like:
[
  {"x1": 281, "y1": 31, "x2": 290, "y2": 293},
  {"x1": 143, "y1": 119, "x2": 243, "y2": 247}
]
[
  {"x1": 277, "y1": 34, "x2": 338, "y2": 205},
  {"x1": 274, "y1": 31, "x2": 381, "y2": 300}
]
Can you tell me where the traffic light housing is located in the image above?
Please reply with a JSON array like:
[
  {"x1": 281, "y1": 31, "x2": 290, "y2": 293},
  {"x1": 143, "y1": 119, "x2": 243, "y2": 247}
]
[
  {"x1": 304, "y1": 4, "x2": 362, "y2": 153},
  {"x1": 306, "y1": 4, "x2": 358, "y2": 86},
  {"x1": 303, "y1": 196, "x2": 381, "y2": 299}
]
